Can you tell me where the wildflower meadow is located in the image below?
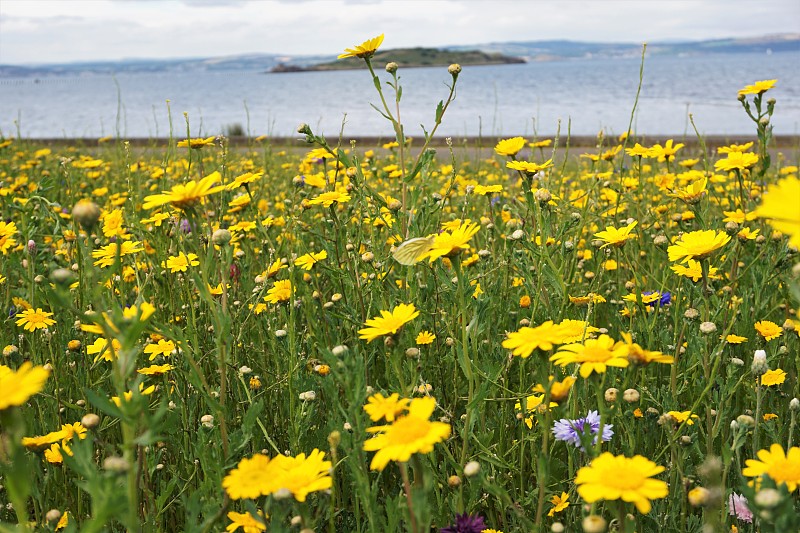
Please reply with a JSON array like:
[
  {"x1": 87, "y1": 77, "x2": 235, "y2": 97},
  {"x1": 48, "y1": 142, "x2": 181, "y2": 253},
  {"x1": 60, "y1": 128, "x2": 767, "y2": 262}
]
[{"x1": 1, "y1": 35, "x2": 799, "y2": 533}]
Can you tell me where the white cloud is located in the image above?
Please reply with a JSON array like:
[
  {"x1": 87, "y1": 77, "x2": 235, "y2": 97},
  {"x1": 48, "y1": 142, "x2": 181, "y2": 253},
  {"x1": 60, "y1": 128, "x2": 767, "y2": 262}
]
[{"x1": 0, "y1": 0, "x2": 797, "y2": 64}]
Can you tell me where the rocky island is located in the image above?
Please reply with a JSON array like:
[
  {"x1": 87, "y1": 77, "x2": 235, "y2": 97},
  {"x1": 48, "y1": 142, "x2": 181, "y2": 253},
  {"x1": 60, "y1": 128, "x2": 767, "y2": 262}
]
[{"x1": 269, "y1": 47, "x2": 525, "y2": 73}]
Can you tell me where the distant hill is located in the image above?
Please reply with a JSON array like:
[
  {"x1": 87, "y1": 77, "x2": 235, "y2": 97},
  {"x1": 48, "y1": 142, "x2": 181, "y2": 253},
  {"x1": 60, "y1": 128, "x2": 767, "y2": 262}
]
[
  {"x1": 1, "y1": 33, "x2": 797, "y2": 78},
  {"x1": 448, "y1": 33, "x2": 800, "y2": 61},
  {"x1": 270, "y1": 47, "x2": 524, "y2": 72}
]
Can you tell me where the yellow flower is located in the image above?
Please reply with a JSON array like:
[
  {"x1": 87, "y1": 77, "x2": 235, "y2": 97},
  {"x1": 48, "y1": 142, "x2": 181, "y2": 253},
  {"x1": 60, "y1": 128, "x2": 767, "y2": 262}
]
[
  {"x1": 555, "y1": 319, "x2": 599, "y2": 344},
  {"x1": 143, "y1": 171, "x2": 226, "y2": 210},
  {"x1": 576, "y1": 453, "x2": 668, "y2": 513},
  {"x1": 268, "y1": 450, "x2": 333, "y2": 502},
  {"x1": 761, "y1": 368, "x2": 786, "y2": 387},
  {"x1": 473, "y1": 184, "x2": 503, "y2": 195},
  {"x1": 226, "y1": 511, "x2": 266, "y2": 533},
  {"x1": 593, "y1": 220, "x2": 637, "y2": 248},
  {"x1": 364, "y1": 393, "x2": 410, "y2": 422},
  {"x1": 91, "y1": 241, "x2": 143, "y2": 267},
  {"x1": 550, "y1": 334, "x2": 629, "y2": 378},
  {"x1": 15, "y1": 308, "x2": 56, "y2": 331},
  {"x1": 338, "y1": 34, "x2": 384, "y2": 59},
  {"x1": 358, "y1": 303, "x2": 419, "y2": 342},
  {"x1": 723, "y1": 334, "x2": 748, "y2": 344},
  {"x1": 569, "y1": 293, "x2": 606, "y2": 306},
  {"x1": 56, "y1": 511, "x2": 69, "y2": 530},
  {"x1": 754, "y1": 320, "x2": 782, "y2": 341},
  {"x1": 416, "y1": 330, "x2": 436, "y2": 345},
  {"x1": 620, "y1": 333, "x2": 674, "y2": 366},
  {"x1": 532, "y1": 376, "x2": 576, "y2": 404},
  {"x1": 162, "y1": 252, "x2": 200, "y2": 273},
  {"x1": 223, "y1": 454, "x2": 275, "y2": 499},
  {"x1": 755, "y1": 176, "x2": 800, "y2": 248},
  {"x1": 144, "y1": 339, "x2": 177, "y2": 360},
  {"x1": 177, "y1": 136, "x2": 216, "y2": 149},
  {"x1": 0, "y1": 220, "x2": 19, "y2": 254},
  {"x1": 0, "y1": 362, "x2": 49, "y2": 410},
  {"x1": 649, "y1": 139, "x2": 684, "y2": 162},
  {"x1": 294, "y1": 250, "x2": 327, "y2": 270},
  {"x1": 715, "y1": 152, "x2": 759, "y2": 172},
  {"x1": 667, "y1": 230, "x2": 730, "y2": 263},
  {"x1": 419, "y1": 221, "x2": 479, "y2": 263},
  {"x1": 506, "y1": 159, "x2": 554, "y2": 174},
  {"x1": 670, "y1": 259, "x2": 721, "y2": 282},
  {"x1": 718, "y1": 142, "x2": 754, "y2": 154},
  {"x1": 667, "y1": 177, "x2": 707, "y2": 204},
  {"x1": 86, "y1": 337, "x2": 122, "y2": 362},
  {"x1": 548, "y1": 491, "x2": 570, "y2": 517},
  {"x1": 625, "y1": 143, "x2": 651, "y2": 157},
  {"x1": 515, "y1": 393, "x2": 557, "y2": 428},
  {"x1": 307, "y1": 190, "x2": 351, "y2": 207},
  {"x1": 264, "y1": 279, "x2": 293, "y2": 304},
  {"x1": 666, "y1": 411, "x2": 699, "y2": 425},
  {"x1": 738, "y1": 79, "x2": 777, "y2": 96},
  {"x1": 137, "y1": 364, "x2": 175, "y2": 376},
  {"x1": 363, "y1": 396, "x2": 451, "y2": 471},
  {"x1": 494, "y1": 137, "x2": 526, "y2": 157},
  {"x1": 502, "y1": 321, "x2": 564, "y2": 358},
  {"x1": 111, "y1": 383, "x2": 156, "y2": 407},
  {"x1": 743, "y1": 443, "x2": 800, "y2": 492}
]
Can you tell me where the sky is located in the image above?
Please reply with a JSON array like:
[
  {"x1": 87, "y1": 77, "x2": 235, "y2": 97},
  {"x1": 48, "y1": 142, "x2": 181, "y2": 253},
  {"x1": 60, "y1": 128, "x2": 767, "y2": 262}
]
[{"x1": 0, "y1": 0, "x2": 798, "y2": 65}]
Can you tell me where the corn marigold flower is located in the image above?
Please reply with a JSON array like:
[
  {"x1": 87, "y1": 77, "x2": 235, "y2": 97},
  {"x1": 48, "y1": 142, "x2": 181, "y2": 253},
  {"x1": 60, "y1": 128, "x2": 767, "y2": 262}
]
[
  {"x1": 15, "y1": 307, "x2": 56, "y2": 331},
  {"x1": 177, "y1": 136, "x2": 216, "y2": 149},
  {"x1": 667, "y1": 230, "x2": 730, "y2": 263},
  {"x1": 618, "y1": 332, "x2": 674, "y2": 366},
  {"x1": 670, "y1": 259, "x2": 721, "y2": 282},
  {"x1": 532, "y1": 376, "x2": 576, "y2": 404},
  {"x1": 364, "y1": 392, "x2": 410, "y2": 422},
  {"x1": 494, "y1": 137, "x2": 526, "y2": 157},
  {"x1": 738, "y1": 79, "x2": 776, "y2": 96},
  {"x1": 761, "y1": 368, "x2": 787, "y2": 387},
  {"x1": 754, "y1": 320, "x2": 782, "y2": 341},
  {"x1": 91, "y1": 240, "x2": 144, "y2": 267},
  {"x1": 264, "y1": 279, "x2": 293, "y2": 304},
  {"x1": 668, "y1": 177, "x2": 707, "y2": 204},
  {"x1": 666, "y1": 411, "x2": 699, "y2": 425},
  {"x1": 506, "y1": 159, "x2": 554, "y2": 175},
  {"x1": 0, "y1": 362, "x2": 49, "y2": 410},
  {"x1": 111, "y1": 383, "x2": 155, "y2": 407},
  {"x1": 0, "y1": 220, "x2": 18, "y2": 254},
  {"x1": 306, "y1": 190, "x2": 351, "y2": 207},
  {"x1": 575, "y1": 453, "x2": 668, "y2": 513},
  {"x1": 416, "y1": 330, "x2": 435, "y2": 345},
  {"x1": 358, "y1": 303, "x2": 419, "y2": 342},
  {"x1": 502, "y1": 320, "x2": 564, "y2": 358},
  {"x1": 723, "y1": 334, "x2": 748, "y2": 344},
  {"x1": 162, "y1": 252, "x2": 200, "y2": 273},
  {"x1": 294, "y1": 250, "x2": 327, "y2": 270},
  {"x1": 137, "y1": 364, "x2": 174, "y2": 376},
  {"x1": 715, "y1": 152, "x2": 759, "y2": 172},
  {"x1": 516, "y1": 393, "x2": 557, "y2": 428},
  {"x1": 419, "y1": 221, "x2": 479, "y2": 263},
  {"x1": 86, "y1": 337, "x2": 122, "y2": 363},
  {"x1": 143, "y1": 171, "x2": 225, "y2": 210},
  {"x1": 755, "y1": 175, "x2": 800, "y2": 248},
  {"x1": 593, "y1": 220, "x2": 637, "y2": 248},
  {"x1": 363, "y1": 396, "x2": 450, "y2": 471},
  {"x1": 649, "y1": 139, "x2": 684, "y2": 162},
  {"x1": 550, "y1": 334, "x2": 629, "y2": 378},
  {"x1": 226, "y1": 510, "x2": 267, "y2": 533},
  {"x1": 337, "y1": 33, "x2": 384, "y2": 59},
  {"x1": 144, "y1": 339, "x2": 177, "y2": 360},
  {"x1": 625, "y1": 143, "x2": 651, "y2": 157},
  {"x1": 743, "y1": 443, "x2": 800, "y2": 492},
  {"x1": 548, "y1": 491, "x2": 570, "y2": 517}
]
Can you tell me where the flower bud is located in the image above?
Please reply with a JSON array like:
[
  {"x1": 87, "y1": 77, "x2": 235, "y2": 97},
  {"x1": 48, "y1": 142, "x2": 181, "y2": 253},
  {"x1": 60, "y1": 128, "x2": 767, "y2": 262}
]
[
  {"x1": 385, "y1": 62, "x2": 398, "y2": 73},
  {"x1": 448, "y1": 63, "x2": 462, "y2": 76},
  {"x1": 71, "y1": 199, "x2": 102, "y2": 229},
  {"x1": 200, "y1": 414, "x2": 214, "y2": 428},
  {"x1": 45, "y1": 509, "x2": 62, "y2": 522},
  {"x1": 604, "y1": 388, "x2": 618, "y2": 402},
  {"x1": 752, "y1": 350, "x2": 768, "y2": 376},
  {"x1": 103, "y1": 456, "x2": 130, "y2": 472},
  {"x1": 447, "y1": 475, "x2": 461, "y2": 487},
  {"x1": 623, "y1": 388, "x2": 640, "y2": 403},
  {"x1": 81, "y1": 413, "x2": 101, "y2": 429},
  {"x1": 699, "y1": 321, "x2": 717, "y2": 334},
  {"x1": 582, "y1": 515, "x2": 607, "y2": 533},
  {"x1": 754, "y1": 488, "x2": 781, "y2": 508},
  {"x1": 463, "y1": 460, "x2": 481, "y2": 477},
  {"x1": 212, "y1": 228, "x2": 232, "y2": 246},
  {"x1": 736, "y1": 414, "x2": 755, "y2": 427}
]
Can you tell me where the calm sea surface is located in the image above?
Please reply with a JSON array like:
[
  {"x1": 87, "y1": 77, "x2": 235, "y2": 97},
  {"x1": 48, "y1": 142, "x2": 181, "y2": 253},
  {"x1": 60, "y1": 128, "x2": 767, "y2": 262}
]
[{"x1": 1, "y1": 52, "x2": 798, "y2": 139}]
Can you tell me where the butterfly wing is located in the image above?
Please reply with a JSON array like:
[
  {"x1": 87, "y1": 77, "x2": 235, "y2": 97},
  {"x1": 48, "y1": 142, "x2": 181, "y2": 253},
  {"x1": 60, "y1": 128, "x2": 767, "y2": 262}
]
[{"x1": 392, "y1": 236, "x2": 435, "y2": 265}]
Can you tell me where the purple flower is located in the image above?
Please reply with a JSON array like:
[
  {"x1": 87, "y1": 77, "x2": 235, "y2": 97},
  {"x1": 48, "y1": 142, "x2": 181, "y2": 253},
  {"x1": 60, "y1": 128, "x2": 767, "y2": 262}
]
[
  {"x1": 179, "y1": 218, "x2": 192, "y2": 234},
  {"x1": 728, "y1": 492, "x2": 753, "y2": 523},
  {"x1": 552, "y1": 410, "x2": 613, "y2": 450},
  {"x1": 440, "y1": 513, "x2": 487, "y2": 533}
]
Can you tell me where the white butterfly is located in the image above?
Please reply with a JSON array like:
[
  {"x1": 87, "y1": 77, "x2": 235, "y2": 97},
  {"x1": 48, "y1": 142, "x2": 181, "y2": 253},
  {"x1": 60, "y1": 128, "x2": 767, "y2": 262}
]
[{"x1": 392, "y1": 236, "x2": 436, "y2": 265}]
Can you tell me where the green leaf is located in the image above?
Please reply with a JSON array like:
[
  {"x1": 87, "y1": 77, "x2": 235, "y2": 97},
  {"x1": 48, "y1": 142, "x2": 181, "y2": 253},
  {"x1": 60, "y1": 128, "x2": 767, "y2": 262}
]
[
  {"x1": 435, "y1": 100, "x2": 444, "y2": 123},
  {"x1": 404, "y1": 148, "x2": 436, "y2": 183},
  {"x1": 83, "y1": 387, "x2": 123, "y2": 418}
]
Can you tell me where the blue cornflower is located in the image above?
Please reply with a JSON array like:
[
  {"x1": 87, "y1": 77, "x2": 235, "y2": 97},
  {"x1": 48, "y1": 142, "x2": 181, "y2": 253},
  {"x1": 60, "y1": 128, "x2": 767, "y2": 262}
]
[{"x1": 552, "y1": 410, "x2": 613, "y2": 450}]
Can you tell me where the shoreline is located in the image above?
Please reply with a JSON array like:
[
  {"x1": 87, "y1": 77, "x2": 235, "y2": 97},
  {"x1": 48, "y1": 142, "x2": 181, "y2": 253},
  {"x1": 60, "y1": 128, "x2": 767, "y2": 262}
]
[{"x1": 7, "y1": 134, "x2": 800, "y2": 150}]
